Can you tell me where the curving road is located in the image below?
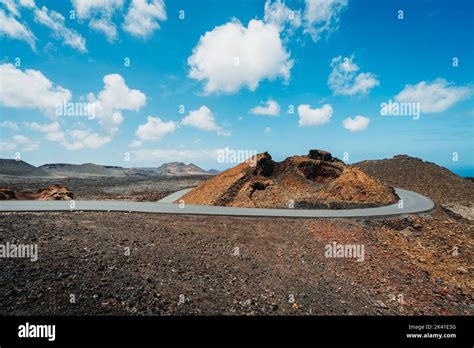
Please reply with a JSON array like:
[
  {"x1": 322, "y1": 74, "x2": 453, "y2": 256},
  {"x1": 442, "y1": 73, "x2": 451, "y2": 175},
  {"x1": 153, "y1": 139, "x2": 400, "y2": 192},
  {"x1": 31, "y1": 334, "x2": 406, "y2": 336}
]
[{"x1": 0, "y1": 188, "x2": 434, "y2": 218}]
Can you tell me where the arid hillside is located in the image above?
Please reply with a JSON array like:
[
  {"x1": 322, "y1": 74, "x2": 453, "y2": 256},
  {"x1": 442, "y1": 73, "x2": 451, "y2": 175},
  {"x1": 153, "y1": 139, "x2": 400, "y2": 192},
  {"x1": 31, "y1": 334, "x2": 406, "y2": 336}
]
[
  {"x1": 355, "y1": 155, "x2": 474, "y2": 220},
  {"x1": 181, "y1": 150, "x2": 398, "y2": 209}
]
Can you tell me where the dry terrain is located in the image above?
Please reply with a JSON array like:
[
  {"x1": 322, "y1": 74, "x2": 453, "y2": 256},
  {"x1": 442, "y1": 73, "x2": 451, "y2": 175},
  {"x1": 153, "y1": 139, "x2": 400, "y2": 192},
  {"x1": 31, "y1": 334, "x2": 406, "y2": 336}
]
[
  {"x1": 0, "y1": 155, "x2": 472, "y2": 315},
  {"x1": 182, "y1": 150, "x2": 398, "y2": 209}
]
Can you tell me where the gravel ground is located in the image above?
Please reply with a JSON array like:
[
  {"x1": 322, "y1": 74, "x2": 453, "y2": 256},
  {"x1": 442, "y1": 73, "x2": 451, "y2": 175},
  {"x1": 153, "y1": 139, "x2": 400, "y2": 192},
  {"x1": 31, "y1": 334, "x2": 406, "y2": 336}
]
[
  {"x1": 0, "y1": 211, "x2": 471, "y2": 315},
  {"x1": 0, "y1": 167, "x2": 472, "y2": 316},
  {"x1": 0, "y1": 176, "x2": 207, "y2": 201}
]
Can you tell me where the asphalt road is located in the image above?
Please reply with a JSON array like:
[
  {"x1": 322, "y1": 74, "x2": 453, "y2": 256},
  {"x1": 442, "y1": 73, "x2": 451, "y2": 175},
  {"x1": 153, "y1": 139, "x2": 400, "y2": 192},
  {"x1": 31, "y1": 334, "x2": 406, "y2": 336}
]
[{"x1": 0, "y1": 188, "x2": 434, "y2": 218}]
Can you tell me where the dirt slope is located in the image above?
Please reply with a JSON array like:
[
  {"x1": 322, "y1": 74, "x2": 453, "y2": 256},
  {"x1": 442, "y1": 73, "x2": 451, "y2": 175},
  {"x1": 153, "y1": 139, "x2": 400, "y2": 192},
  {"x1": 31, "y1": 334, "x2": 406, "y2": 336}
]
[
  {"x1": 354, "y1": 155, "x2": 473, "y2": 206},
  {"x1": 181, "y1": 150, "x2": 398, "y2": 209}
]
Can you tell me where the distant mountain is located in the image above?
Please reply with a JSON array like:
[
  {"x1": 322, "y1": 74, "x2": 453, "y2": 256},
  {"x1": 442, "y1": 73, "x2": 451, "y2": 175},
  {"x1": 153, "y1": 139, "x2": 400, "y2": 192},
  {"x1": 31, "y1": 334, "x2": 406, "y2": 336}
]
[
  {"x1": 0, "y1": 158, "x2": 217, "y2": 178},
  {"x1": 39, "y1": 163, "x2": 119, "y2": 177},
  {"x1": 154, "y1": 162, "x2": 215, "y2": 176},
  {"x1": 0, "y1": 159, "x2": 50, "y2": 177}
]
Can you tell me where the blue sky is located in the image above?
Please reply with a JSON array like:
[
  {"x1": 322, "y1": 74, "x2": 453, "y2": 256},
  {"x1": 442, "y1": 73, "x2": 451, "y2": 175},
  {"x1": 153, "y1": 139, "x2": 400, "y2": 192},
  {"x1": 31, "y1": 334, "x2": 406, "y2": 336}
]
[{"x1": 0, "y1": 0, "x2": 473, "y2": 175}]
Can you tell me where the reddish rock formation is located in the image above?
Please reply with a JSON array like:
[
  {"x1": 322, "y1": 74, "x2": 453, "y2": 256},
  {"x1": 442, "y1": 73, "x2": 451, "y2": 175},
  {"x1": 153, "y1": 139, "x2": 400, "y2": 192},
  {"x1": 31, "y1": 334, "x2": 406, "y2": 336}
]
[
  {"x1": 0, "y1": 184, "x2": 74, "y2": 200},
  {"x1": 180, "y1": 150, "x2": 398, "y2": 209}
]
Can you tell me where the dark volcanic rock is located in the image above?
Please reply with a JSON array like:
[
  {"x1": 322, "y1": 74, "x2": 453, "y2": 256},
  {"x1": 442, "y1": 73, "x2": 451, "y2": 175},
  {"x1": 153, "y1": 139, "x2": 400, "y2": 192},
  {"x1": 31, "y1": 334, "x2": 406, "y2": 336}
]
[
  {"x1": 251, "y1": 152, "x2": 275, "y2": 177},
  {"x1": 308, "y1": 149, "x2": 332, "y2": 161},
  {"x1": 0, "y1": 188, "x2": 16, "y2": 200}
]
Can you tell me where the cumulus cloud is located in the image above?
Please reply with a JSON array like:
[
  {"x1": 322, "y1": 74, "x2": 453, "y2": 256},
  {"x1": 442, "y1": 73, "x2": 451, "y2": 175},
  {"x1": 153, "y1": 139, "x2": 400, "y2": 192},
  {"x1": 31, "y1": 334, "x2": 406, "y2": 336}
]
[
  {"x1": 264, "y1": 0, "x2": 301, "y2": 33},
  {"x1": 12, "y1": 134, "x2": 39, "y2": 151},
  {"x1": 342, "y1": 115, "x2": 370, "y2": 132},
  {"x1": 0, "y1": 141, "x2": 17, "y2": 152},
  {"x1": 135, "y1": 115, "x2": 177, "y2": 142},
  {"x1": 86, "y1": 73, "x2": 146, "y2": 132},
  {"x1": 18, "y1": 0, "x2": 35, "y2": 8},
  {"x1": 0, "y1": 63, "x2": 72, "y2": 115},
  {"x1": 188, "y1": 19, "x2": 293, "y2": 95},
  {"x1": 24, "y1": 121, "x2": 61, "y2": 133},
  {"x1": 250, "y1": 99, "x2": 280, "y2": 116},
  {"x1": 60, "y1": 128, "x2": 112, "y2": 150},
  {"x1": 0, "y1": 120, "x2": 19, "y2": 130},
  {"x1": 24, "y1": 120, "x2": 113, "y2": 150},
  {"x1": 0, "y1": 8, "x2": 36, "y2": 49},
  {"x1": 181, "y1": 106, "x2": 230, "y2": 136},
  {"x1": 23, "y1": 121, "x2": 65, "y2": 142},
  {"x1": 303, "y1": 0, "x2": 348, "y2": 42},
  {"x1": 129, "y1": 139, "x2": 142, "y2": 147},
  {"x1": 0, "y1": 0, "x2": 86, "y2": 52},
  {"x1": 4, "y1": 68, "x2": 146, "y2": 150},
  {"x1": 328, "y1": 55, "x2": 379, "y2": 96},
  {"x1": 123, "y1": 0, "x2": 166, "y2": 39},
  {"x1": 88, "y1": 17, "x2": 117, "y2": 41},
  {"x1": 71, "y1": 0, "x2": 124, "y2": 41},
  {"x1": 34, "y1": 5, "x2": 87, "y2": 52},
  {"x1": 298, "y1": 103, "x2": 333, "y2": 126},
  {"x1": 394, "y1": 78, "x2": 472, "y2": 113}
]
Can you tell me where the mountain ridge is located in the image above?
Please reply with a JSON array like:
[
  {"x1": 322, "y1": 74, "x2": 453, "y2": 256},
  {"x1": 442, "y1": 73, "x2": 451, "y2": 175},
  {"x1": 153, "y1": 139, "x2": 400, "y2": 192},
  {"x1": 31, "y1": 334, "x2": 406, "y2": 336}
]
[{"x1": 0, "y1": 159, "x2": 217, "y2": 178}]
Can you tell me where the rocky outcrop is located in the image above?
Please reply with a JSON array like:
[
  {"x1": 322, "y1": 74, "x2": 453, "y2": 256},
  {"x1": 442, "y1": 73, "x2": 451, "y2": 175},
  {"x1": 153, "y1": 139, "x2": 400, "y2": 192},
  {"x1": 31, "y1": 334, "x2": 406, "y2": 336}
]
[
  {"x1": 0, "y1": 188, "x2": 16, "y2": 200},
  {"x1": 180, "y1": 150, "x2": 398, "y2": 209},
  {"x1": 0, "y1": 184, "x2": 74, "y2": 200}
]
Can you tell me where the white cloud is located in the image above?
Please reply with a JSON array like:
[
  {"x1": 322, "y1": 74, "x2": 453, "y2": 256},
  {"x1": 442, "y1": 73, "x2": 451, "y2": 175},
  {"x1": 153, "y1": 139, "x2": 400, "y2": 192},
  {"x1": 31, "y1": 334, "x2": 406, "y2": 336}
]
[
  {"x1": 135, "y1": 115, "x2": 177, "y2": 142},
  {"x1": 0, "y1": 1, "x2": 86, "y2": 52},
  {"x1": 303, "y1": 0, "x2": 347, "y2": 42},
  {"x1": 328, "y1": 55, "x2": 379, "y2": 96},
  {"x1": 264, "y1": 126, "x2": 272, "y2": 134},
  {"x1": 13, "y1": 134, "x2": 39, "y2": 151},
  {"x1": 24, "y1": 121, "x2": 61, "y2": 133},
  {"x1": 181, "y1": 106, "x2": 230, "y2": 136},
  {"x1": 86, "y1": 73, "x2": 146, "y2": 132},
  {"x1": 188, "y1": 19, "x2": 293, "y2": 95},
  {"x1": 0, "y1": 8, "x2": 36, "y2": 49},
  {"x1": 0, "y1": 63, "x2": 72, "y2": 115},
  {"x1": 34, "y1": 6, "x2": 87, "y2": 52},
  {"x1": 18, "y1": 0, "x2": 35, "y2": 8},
  {"x1": 395, "y1": 78, "x2": 472, "y2": 113},
  {"x1": 0, "y1": 63, "x2": 144, "y2": 151},
  {"x1": 0, "y1": 141, "x2": 17, "y2": 151},
  {"x1": 342, "y1": 115, "x2": 370, "y2": 132},
  {"x1": 45, "y1": 131, "x2": 66, "y2": 142},
  {"x1": 25, "y1": 120, "x2": 112, "y2": 150},
  {"x1": 298, "y1": 103, "x2": 333, "y2": 126},
  {"x1": 60, "y1": 128, "x2": 112, "y2": 150},
  {"x1": 88, "y1": 18, "x2": 117, "y2": 41},
  {"x1": 250, "y1": 99, "x2": 280, "y2": 116},
  {"x1": 0, "y1": 0, "x2": 21, "y2": 16},
  {"x1": 129, "y1": 139, "x2": 142, "y2": 147},
  {"x1": 123, "y1": 0, "x2": 166, "y2": 39},
  {"x1": 1, "y1": 69, "x2": 145, "y2": 150},
  {"x1": 264, "y1": 0, "x2": 301, "y2": 33},
  {"x1": 0, "y1": 120, "x2": 19, "y2": 130},
  {"x1": 130, "y1": 148, "x2": 220, "y2": 163},
  {"x1": 71, "y1": 0, "x2": 124, "y2": 41}
]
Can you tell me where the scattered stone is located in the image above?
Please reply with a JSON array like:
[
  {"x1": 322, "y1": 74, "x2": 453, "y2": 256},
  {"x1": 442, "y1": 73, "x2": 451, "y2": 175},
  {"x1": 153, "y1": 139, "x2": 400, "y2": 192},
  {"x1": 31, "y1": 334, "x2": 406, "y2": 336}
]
[{"x1": 0, "y1": 184, "x2": 73, "y2": 200}]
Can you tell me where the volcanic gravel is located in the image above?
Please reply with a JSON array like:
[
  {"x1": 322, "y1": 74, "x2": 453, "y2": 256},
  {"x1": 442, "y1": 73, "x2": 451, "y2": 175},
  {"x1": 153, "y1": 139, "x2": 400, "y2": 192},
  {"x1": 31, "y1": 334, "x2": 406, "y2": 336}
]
[{"x1": 0, "y1": 211, "x2": 471, "y2": 315}]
